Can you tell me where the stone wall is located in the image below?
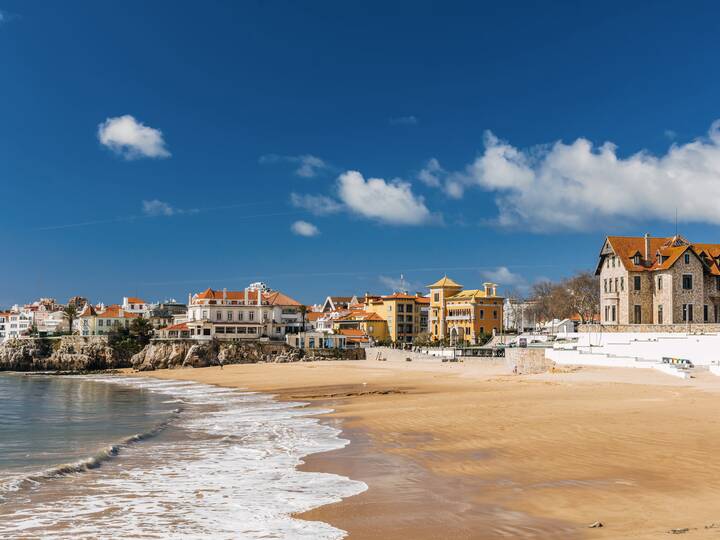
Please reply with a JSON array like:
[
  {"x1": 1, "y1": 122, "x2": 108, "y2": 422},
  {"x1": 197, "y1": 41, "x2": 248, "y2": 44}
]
[
  {"x1": 504, "y1": 347, "x2": 555, "y2": 374},
  {"x1": 578, "y1": 323, "x2": 720, "y2": 333}
]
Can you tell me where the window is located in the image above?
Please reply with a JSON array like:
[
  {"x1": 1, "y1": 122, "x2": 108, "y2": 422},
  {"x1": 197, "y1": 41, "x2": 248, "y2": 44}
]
[
  {"x1": 202, "y1": 310, "x2": 208, "y2": 319},
  {"x1": 634, "y1": 276, "x2": 641, "y2": 291},
  {"x1": 216, "y1": 327, "x2": 225, "y2": 334},
  {"x1": 683, "y1": 304, "x2": 694, "y2": 322},
  {"x1": 634, "y1": 254, "x2": 641, "y2": 265},
  {"x1": 479, "y1": 309, "x2": 484, "y2": 319},
  {"x1": 684, "y1": 253, "x2": 690, "y2": 264},
  {"x1": 658, "y1": 305, "x2": 663, "y2": 325},
  {"x1": 657, "y1": 276, "x2": 662, "y2": 290},
  {"x1": 620, "y1": 277, "x2": 624, "y2": 291},
  {"x1": 493, "y1": 310, "x2": 498, "y2": 319},
  {"x1": 634, "y1": 305, "x2": 641, "y2": 324},
  {"x1": 275, "y1": 327, "x2": 281, "y2": 334},
  {"x1": 238, "y1": 312, "x2": 244, "y2": 321},
  {"x1": 614, "y1": 278, "x2": 618, "y2": 292},
  {"x1": 227, "y1": 311, "x2": 233, "y2": 321},
  {"x1": 604, "y1": 279, "x2": 608, "y2": 293},
  {"x1": 682, "y1": 274, "x2": 693, "y2": 290},
  {"x1": 216, "y1": 311, "x2": 222, "y2": 321},
  {"x1": 611, "y1": 305, "x2": 616, "y2": 322},
  {"x1": 703, "y1": 304, "x2": 709, "y2": 322},
  {"x1": 433, "y1": 293, "x2": 439, "y2": 302},
  {"x1": 604, "y1": 306, "x2": 609, "y2": 321},
  {"x1": 249, "y1": 312, "x2": 254, "y2": 321}
]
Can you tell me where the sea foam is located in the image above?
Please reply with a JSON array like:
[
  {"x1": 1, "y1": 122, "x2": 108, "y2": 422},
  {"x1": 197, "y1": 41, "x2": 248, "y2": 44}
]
[{"x1": 0, "y1": 376, "x2": 367, "y2": 539}]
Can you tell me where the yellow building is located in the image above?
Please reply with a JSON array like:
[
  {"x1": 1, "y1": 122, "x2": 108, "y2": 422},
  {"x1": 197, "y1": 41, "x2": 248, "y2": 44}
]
[
  {"x1": 428, "y1": 276, "x2": 504, "y2": 345},
  {"x1": 365, "y1": 293, "x2": 429, "y2": 344},
  {"x1": 332, "y1": 310, "x2": 389, "y2": 341}
]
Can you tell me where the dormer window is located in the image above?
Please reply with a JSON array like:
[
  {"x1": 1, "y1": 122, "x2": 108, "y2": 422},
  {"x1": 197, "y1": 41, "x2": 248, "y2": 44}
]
[
  {"x1": 633, "y1": 254, "x2": 641, "y2": 265},
  {"x1": 684, "y1": 253, "x2": 690, "y2": 265}
]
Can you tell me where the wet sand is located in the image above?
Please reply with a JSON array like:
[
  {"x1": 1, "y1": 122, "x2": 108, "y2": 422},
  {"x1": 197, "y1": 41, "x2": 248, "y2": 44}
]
[{"x1": 135, "y1": 359, "x2": 720, "y2": 539}]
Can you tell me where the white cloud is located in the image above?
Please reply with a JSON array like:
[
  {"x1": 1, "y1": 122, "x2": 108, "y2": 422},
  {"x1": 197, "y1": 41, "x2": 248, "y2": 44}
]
[
  {"x1": 664, "y1": 129, "x2": 677, "y2": 140},
  {"x1": 435, "y1": 121, "x2": 720, "y2": 231},
  {"x1": 481, "y1": 266, "x2": 525, "y2": 286},
  {"x1": 98, "y1": 115, "x2": 170, "y2": 159},
  {"x1": 142, "y1": 199, "x2": 176, "y2": 216},
  {"x1": 337, "y1": 170, "x2": 434, "y2": 225},
  {"x1": 290, "y1": 220, "x2": 320, "y2": 237},
  {"x1": 290, "y1": 193, "x2": 343, "y2": 215},
  {"x1": 389, "y1": 115, "x2": 419, "y2": 126},
  {"x1": 379, "y1": 275, "x2": 421, "y2": 293},
  {"x1": 260, "y1": 154, "x2": 330, "y2": 178},
  {"x1": 417, "y1": 158, "x2": 444, "y2": 187},
  {"x1": 0, "y1": 11, "x2": 5, "y2": 23}
]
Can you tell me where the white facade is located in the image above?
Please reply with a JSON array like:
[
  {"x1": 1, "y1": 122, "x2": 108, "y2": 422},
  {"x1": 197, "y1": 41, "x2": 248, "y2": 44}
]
[
  {"x1": 122, "y1": 297, "x2": 151, "y2": 316},
  {"x1": 185, "y1": 285, "x2": 303, "y2": 341},
  {"x1": 503, "y1": 299, "x2": 537, "y2": 332}
]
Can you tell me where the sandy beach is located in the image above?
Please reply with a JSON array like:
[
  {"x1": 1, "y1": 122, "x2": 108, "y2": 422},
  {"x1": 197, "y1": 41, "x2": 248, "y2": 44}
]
[{"x1": 135, "y1": 359, "x2": 720, "y2": 539}]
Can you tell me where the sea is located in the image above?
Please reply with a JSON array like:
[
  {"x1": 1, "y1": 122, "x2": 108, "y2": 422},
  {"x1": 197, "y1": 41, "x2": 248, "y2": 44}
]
[{"x1": 0, "y1": 373, "x2": 366, "y2": 539}]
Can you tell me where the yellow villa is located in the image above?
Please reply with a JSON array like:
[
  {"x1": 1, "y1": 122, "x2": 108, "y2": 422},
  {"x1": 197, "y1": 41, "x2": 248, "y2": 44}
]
[
  {"x1": 428, "y1": 276, "x2": 504, "y2": 345},
  {"x1": 365, "y1": 293, "x2": 429, "y2": 344}
]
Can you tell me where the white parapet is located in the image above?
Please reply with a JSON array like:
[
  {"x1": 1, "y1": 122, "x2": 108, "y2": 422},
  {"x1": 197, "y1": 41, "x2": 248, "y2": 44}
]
[{"x1": 652, "y1": 363, "x2": 690, "y2": 379}]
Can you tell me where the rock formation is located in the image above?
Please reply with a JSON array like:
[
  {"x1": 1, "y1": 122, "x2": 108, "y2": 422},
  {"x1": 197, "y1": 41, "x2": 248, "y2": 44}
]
[{"x1": 0, "y1": 336, "x2": 122, "y2": 371}]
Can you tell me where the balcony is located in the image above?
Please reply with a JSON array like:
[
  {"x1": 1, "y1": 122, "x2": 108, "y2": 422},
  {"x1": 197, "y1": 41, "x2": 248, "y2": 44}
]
[{"x1": 446, "y1": 315, "x2": 471, "y2": 321}]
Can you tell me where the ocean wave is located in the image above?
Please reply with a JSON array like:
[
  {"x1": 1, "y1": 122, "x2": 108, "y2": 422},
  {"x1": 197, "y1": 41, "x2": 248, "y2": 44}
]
[
  {"x1": 0, "y1": 376, "x2": 367, "y2": 539},
  {"x1": 0, "y1": 406, "x2": 181, "y2": 498}
]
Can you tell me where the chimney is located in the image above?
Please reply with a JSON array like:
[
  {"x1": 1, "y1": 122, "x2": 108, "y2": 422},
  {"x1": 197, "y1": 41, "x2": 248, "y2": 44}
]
[
  {"x1": 223, "y1": 288, "x2": 227, "y2": 302},
  {"x1": 257, "y1": 290, "x2": 262, "y2": 306},
  {"x1": 244, "y1": 287, "x2": 248, "y2": 306},
  {"x1": 644, "y1": 233, "x2": 651, "y2": 263}
]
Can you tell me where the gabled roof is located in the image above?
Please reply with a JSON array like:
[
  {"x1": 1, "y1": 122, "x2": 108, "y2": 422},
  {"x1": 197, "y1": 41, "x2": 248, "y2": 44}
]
[
  {"x1": 600, "y1": 235, "x2": 720, "y2": 276},
  {"x1": 448, "y1": 289, "x2": 503, "y2": 300},
  {"x1": 192, "y1": 288, "x2": 301, "y2": 306},
  {"x1": 427, "y1": 276, "x2": 463, "y2": 288},
  {"x1": 163, "y1": 322, "x2": 189, "y2": 331},
  {"x1": 125, "y1": 297, "x2": 147, "y2": 304},
  {"x1": 78, "y1": 304, "x2": 97, "y2": 318},
  {"x1": 96, "y1": 305, "x2": 140, "y2": 319}
]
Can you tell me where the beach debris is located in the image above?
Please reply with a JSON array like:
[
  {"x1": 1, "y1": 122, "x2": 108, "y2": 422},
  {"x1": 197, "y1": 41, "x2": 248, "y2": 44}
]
[
  {"x1": 669, "y1": 528, "x2": 690, "y2": 534},
  {"x1": 405, "y1": 357, "x2": 412, "y2": 362},
  {"x1": 588, "y1": 521, "x2": 603, "y2": 528}
]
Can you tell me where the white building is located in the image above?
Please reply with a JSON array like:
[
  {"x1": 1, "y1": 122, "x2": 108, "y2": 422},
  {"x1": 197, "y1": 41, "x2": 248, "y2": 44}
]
[
  {"x1": 185, "y1": 283, "x2": 303, "y2": 340},
  {"x1": 503, "y1": 299, "x2": 537, "y2": 333},
  {"x1": 2, "y1": 310, "x2": 32, "y2": 340},
  {"x1": 122, "y1": 297, "x2": 151, "y2": 316}
]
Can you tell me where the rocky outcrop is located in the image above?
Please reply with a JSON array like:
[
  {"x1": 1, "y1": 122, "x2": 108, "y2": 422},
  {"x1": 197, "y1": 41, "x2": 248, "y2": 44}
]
[
  {"x1": 130, "y1": 340, "x2": 292, "y2": 371},
  {"x1": 0, "y1": 336, "x2": 124, "y2": 372}
]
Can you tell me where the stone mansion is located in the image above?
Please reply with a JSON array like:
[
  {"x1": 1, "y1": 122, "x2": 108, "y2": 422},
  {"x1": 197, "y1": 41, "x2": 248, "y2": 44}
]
[{"x1": 597, "y1": 234, "x2": 720, "y2": 326}]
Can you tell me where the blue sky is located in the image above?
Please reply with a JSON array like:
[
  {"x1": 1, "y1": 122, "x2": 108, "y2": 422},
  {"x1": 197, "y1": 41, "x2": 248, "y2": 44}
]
[{"x1": 3, "y1": 0, "x2": 720, "y2": 306}]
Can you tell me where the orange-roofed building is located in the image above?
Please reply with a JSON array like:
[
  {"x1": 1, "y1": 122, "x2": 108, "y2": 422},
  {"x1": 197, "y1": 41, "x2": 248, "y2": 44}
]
[
  {"x1": 597, "y1": 234, "x2": 720, "y2": 325},
  {"x1": 185, "y1": 282, "x2": 303, "y2": 341},
  {"x1": 122, "y1": 296, "x2": 151, "y2": 316},
  {"x1": 428, "y1": 276, "x2": 504, "y2": 345},
  {"x1": 76, "y1": 303, "x2": 141, "y2": 336},
  {"x1": 332, "y1": 310, "x2": 388, "y2": 342},
  {"x1": 364, "y1": 292, "x2": 430, "y2": 344}
]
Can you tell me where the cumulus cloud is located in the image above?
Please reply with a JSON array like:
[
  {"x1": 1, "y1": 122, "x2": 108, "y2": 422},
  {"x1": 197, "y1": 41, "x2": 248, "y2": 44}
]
[
  {"x1": 290, "y1": 193, "x2": 344, "y2": 215},
  {"x1": 290, "y1": 220, "x2": 320, "y2": 237},
  {"x1": 260, "y1": 154, "x2": 330, "y2": 178},
  {"x1": 417, "y1": 158, "x2": 444, "y2": 187},
  {"x1": 142, "y1": 199, "x2": 176, "y2": 216},
  {"x1": 337, "y1": 170, "x2": 434, "y2": 225},
  {"x1": 481, "y1": 266, "x2": 525, "y2": 286},
  {"x1": 98, "y1": 115, "x2": 170, "y2": 159},
  {"x1": 432, "y1": 121, "x2": 720, "y2": 231},
  {"x1": 389, "y1": 115, "x2": 419, "y2": 126},
  {"x1": 379, "y1": 275, "x2": 422, "y2": 293}
]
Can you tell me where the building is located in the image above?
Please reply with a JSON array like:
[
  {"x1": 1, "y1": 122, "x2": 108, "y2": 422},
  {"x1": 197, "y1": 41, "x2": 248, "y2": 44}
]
[
  {"x1": 503, "y1": 299, "x2": 538, "y2": 333},
  {"x1": 122, "y1": 297, "x2": 151, "y2": 316},
  {"x1": 428, "y1": 276, "x2": 504, "y2": 345},
  {"x1": 597, "y1": 234, "x2": 720, "y2": 325},
  {"x1": 286, "y1": 331, "x2": 346, "y2": 350},
  {"x1": 148, "y1": 300, "x2": 188, "y2": 329},
  {"x1": 184, "y1": 283, "x2": 303, "y2": 340},
  {"x1": 332, "y1": 310, "x2": 388, "y2": 342},
  {"x1": 76, "y1": 304, "x2": 141, "y2": 336},
  {"x1": 320, "y1": 295, "x2": 359, "y2": 312},
  {"x1": 157, "y1": 322, "x2": 191, "y2": 339},
  {"x1": 365, "y1": 293, "x2": 429, "y2": 343}
]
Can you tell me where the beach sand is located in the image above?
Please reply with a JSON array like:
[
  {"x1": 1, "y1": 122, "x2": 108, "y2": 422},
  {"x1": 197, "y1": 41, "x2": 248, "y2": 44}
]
[{"x1": 135, "y1": 359, "x2": 720, "y2": 539}]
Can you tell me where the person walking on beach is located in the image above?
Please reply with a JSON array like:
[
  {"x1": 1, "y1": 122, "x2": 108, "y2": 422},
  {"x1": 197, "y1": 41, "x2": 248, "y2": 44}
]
[{"x1": 218, "y1": 358, "x2": 223, "y2": 370}]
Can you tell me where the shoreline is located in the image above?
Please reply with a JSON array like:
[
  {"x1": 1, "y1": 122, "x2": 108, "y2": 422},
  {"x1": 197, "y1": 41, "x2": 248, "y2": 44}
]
[{"x1": 132, "y1": 359, "x2": 720, "y2": 539}]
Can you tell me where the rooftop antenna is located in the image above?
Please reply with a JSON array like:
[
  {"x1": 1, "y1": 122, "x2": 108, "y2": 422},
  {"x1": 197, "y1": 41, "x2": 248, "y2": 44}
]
[{"x1": 675, "y1": 207, "x2": 678, "y2": 237}]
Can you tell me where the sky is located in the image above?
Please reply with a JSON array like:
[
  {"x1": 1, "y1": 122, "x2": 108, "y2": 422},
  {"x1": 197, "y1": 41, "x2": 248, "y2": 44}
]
[{"x1": 3, "y1": 0, "x2": 720, "y2": 307}]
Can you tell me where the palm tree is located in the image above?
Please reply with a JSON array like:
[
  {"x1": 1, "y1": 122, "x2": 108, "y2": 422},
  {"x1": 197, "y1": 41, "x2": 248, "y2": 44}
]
[
  {"x1": 299, "y1": 305, "x2": 308, "y2": 333},
  {"x1": 63, "y1": 304, "x2": 78, "y2": 335}
]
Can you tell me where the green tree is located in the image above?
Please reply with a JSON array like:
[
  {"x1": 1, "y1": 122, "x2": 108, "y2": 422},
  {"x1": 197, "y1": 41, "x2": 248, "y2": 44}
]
[
  {"x1": 63, "y1": 303, "x2": 78, "y2": 335},
  {"x1": 299, "y1": 305, "x2": 308, "y2": 332}
]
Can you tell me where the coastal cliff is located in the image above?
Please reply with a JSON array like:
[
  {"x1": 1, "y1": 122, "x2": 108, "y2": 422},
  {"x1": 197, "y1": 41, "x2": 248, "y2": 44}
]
[
  {"x1": 130, "y1": 340, "x2": 292, "y2": 371},
  {"x1": 0, "y1": 336, "x2": 123, "y2": 371}
]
